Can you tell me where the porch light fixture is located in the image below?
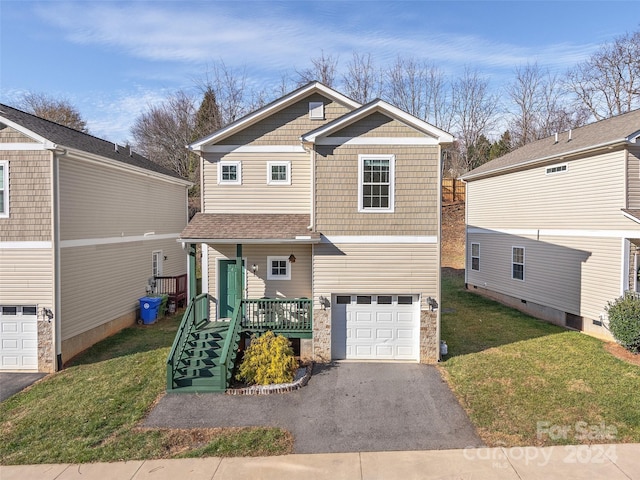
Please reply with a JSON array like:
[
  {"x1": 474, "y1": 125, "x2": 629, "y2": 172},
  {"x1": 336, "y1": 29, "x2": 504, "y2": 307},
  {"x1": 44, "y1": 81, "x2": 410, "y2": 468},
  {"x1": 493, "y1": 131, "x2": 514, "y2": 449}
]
[
  {"x1": 252, "y1": 264, "x2": 258, "y2": 273},
  {"x1": 288, "y1": 253, "x2": 296, "y2": 263}
]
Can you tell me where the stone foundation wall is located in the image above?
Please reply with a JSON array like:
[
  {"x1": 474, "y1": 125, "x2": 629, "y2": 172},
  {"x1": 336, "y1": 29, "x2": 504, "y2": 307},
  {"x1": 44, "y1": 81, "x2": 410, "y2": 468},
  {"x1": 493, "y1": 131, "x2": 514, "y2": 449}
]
[
  {"x1": 420, "y1": 310, "x2": 439, "y2": 364},
  {"x1": 38, "y1": 319, "x2": 55, "y2": 373},
  {"x1": 61, "y1": 310, "x2": 137, "y2": 366},
  {"x1": 312, "y1": 308, "x2": 331, "y2": 362}
]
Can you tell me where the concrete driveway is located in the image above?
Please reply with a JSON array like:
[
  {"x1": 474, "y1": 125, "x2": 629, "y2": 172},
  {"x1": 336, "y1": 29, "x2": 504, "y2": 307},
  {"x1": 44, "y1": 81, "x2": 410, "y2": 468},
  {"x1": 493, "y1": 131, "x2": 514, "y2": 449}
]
[
  {"x1": 143, "y1": 362, "x2": 483, "y2": 453},
  {"x1": 0, "y1": 372, "x2": 47, "y2": 402}
]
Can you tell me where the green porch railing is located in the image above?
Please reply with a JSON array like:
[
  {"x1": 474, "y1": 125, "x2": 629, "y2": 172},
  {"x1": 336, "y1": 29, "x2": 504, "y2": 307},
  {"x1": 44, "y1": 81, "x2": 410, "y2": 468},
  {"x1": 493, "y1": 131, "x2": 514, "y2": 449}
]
[
  {"x1": 166, "y1": 293, "x2": 209, "y2": 391},
  {"x1": 242, "y1": 298, "x2": 312, "y2": 337},
  {"x1": 217, "y1": 299, "x2": 243, "y2": 391}
]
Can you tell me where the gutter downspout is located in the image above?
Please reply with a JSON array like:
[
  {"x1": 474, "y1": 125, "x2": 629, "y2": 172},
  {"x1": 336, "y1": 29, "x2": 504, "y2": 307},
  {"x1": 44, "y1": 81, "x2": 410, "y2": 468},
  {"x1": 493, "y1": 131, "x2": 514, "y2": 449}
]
[{"x1": 51, "y1": 148, "x2": 66, "y2": 370}]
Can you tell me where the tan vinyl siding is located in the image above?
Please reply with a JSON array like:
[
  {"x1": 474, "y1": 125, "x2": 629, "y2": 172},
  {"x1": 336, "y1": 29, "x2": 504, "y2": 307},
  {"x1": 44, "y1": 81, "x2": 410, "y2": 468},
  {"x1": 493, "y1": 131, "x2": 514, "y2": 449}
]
[
  {"x1": 219, "y1": 94, "x2": 353, "y2": 146},
  {"x1": 60, "y1": 238, "x2": 186, "y2": 340},
  {"x1": 329, "y1": 113, "x2": 424, "y2": 138},
  {"x1": 315, "y1": 144, "x2": 439, "y2": 235},
  {"x1": 627, "y1": 145, "x2": 640, "y2": 209},
  {"x1": 202, "y1": 152, "x2": 310, "y2": 213},
  {"x1": 0, "y1": 150, "x2": 51, "y2": 241},
  {"x1": 0, "y1": 127, "x2": 38, "y2": 143},
  {"x1": 205, "y1": 244, "x2": 312, "y2": 319},
  {"x1": 59, "y1": 154, "x2": 187, "y2": 240},
  {"x1": 0, "y1": 248, "x2": 53, "y2": 306},
  {"x1": 467, "y1": 148, "x2": 631, "y2": 230},
  {"x1": 313, "y1": 242, "x2": 438, "y2": 309},
  {"x1": 466, "y1": 232, "x2": 622, "y2": 321}
]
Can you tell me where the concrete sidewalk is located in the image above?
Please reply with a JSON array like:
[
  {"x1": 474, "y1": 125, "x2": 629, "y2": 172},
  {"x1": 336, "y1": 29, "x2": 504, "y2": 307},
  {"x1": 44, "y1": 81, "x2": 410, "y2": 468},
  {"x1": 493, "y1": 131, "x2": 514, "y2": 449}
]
[{"x1": 2, "y1": 444, "x2": 639, "y2": 480}]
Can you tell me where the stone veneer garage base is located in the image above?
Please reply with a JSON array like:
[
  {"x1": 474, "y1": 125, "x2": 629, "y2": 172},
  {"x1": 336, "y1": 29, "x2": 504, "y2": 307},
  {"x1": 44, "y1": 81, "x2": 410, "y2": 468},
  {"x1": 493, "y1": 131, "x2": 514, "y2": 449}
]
[{"x1": 61, "y1": 311, "x2": 137, "y2": 366}]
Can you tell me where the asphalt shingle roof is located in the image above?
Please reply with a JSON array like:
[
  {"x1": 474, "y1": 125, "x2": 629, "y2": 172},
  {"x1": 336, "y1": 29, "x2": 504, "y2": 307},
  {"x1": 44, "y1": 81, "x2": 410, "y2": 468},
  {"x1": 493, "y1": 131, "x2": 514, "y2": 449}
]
[
  {"x1": 463, "y1": 109, "x2": 640, "y2": 180},
  {"x1": 180, "y1": 213, "x2": 320, "y2": 242},
  {"x1": 0, "y1": 103, "x2": 186, "y2": 181}
]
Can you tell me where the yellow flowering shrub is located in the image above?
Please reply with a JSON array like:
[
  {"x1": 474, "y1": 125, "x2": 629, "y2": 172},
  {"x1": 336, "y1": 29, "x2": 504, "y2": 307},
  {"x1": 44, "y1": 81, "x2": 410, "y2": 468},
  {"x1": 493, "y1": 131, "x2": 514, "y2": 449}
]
[{"x1": 236, "y1": 331, "x2": 298, "y2": 385}]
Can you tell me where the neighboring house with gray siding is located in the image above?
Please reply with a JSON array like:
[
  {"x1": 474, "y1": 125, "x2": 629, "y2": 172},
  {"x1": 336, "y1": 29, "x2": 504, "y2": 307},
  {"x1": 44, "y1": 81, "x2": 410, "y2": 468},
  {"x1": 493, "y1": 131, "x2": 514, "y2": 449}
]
[
  {"x1": 462, "y1": 109, "x2": 640, "y2": 339},
  {"x1": 0, "y1": 104, "x2": 192, "y2": 372},
  {"x1": 181, "y1": 82, "x2": 452, "y2": 367}
]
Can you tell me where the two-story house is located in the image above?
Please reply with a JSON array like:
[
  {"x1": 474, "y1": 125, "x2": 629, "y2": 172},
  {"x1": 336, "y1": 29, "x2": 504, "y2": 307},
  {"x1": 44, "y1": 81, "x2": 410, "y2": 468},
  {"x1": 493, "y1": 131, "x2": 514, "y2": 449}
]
[
  {"x1": 462, "y1": 109, "x2": 640, "y2": 339},
  {"x1": 0, "y1": 104, "x2": 192, "y2": 372},
  {"x1": 168, "y1": 82, "x2": 453, "y2": 392}
]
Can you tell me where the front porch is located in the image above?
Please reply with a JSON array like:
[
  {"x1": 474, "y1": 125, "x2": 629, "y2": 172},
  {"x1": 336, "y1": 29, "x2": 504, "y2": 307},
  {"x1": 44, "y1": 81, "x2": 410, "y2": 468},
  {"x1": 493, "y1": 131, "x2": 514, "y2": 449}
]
[
  {"x1": 169, "y1": 214, "x2": 320, "y2": 392},
  {"x1": 166, "y1": 294, "x2": 312, "y2": 393}
]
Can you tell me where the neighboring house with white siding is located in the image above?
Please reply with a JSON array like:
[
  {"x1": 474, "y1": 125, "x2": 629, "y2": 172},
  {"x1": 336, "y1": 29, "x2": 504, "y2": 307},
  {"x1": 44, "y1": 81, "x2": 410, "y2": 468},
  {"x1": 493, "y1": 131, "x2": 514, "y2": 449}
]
[
  {"x1": 0, "y1": 104, "x2": 192, "y2": 372},
  {"x1": 462, "y1": 109, "x2": 640, "y2": 339},
  {"x1": 179, "y1": 81, "x2": 452, "y2": 375}
]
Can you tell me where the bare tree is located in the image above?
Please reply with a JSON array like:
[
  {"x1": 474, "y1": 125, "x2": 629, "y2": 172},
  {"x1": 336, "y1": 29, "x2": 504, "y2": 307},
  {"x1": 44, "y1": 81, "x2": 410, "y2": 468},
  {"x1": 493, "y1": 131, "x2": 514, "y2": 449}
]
[
  {"x1": 566, "y1": 30, "x2": 640, "y2": 120},
  {"x1": 19, "y1": 92, "x2": 88, "y2": 132},
  {"x1": 131, "y1": 91, "x2": 198, "y2": 182},
  {"x1": 451, "y1": 68, "x2": 499, "y2": 171},
  {"x1": 342, "y1": 52, "x2": 382, "y2": 103},
  {"x1": 382, "y1": 56, "x2": 452, "y2": 129},
  {"x1": 201, "y1": 61, "x2": 255, "y2": 125},
  {"x1": 507, "y1": 62, "x2": 544, "y2": 147},
  {"x1": 296, "y1": 51, "x2": 339, "y2": 87}
]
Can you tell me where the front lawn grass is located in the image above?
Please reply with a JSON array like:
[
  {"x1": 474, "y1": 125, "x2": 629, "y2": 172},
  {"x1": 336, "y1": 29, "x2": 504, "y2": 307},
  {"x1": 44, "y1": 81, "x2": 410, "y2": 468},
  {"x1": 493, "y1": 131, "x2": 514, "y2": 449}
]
[
  {"x1": 0, "y1": 313, "x2": 292, "y2": 465},
  {"x1": 439, "y1": 271, "x2": 640, "y2": 447}
]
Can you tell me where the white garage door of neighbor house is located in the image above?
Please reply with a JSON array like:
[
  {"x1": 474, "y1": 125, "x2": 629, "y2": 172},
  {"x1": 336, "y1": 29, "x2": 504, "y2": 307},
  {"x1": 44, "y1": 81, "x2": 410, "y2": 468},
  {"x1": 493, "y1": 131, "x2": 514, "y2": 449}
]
[
  {"x1": 0, "y1": 306, "x2": 38, "y2": 371},
  {"x1": 331, "y1": 295, "x2": 420, "y2": 361}
]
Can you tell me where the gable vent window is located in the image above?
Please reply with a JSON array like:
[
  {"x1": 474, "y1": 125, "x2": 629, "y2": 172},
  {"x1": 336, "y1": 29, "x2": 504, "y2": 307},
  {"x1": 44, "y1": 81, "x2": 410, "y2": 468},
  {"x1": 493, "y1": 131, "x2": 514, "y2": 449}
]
[
  {"x1": 309, "y1": 102, "x2": 324, "y2": 120},
  {"x1": 546, "y1": 164, "x2": 567, "y2": 175}
]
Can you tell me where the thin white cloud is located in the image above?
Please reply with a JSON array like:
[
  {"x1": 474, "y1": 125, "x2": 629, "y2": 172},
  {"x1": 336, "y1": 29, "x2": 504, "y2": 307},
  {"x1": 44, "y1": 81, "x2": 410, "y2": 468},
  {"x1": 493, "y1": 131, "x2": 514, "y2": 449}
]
[{"x1": 34, "y1": 1, "x2": 599, "y2": 78}]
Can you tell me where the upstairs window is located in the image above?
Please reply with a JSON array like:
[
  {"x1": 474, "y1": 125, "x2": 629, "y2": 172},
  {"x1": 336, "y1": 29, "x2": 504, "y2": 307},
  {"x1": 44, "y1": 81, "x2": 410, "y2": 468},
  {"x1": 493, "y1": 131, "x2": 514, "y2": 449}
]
[
  {"x1": 0, "y1": 161, "x2": 8, "y2": 217},
  {"x1": 358, "y1": 154, "x2": 395, "y2": 212},
  {"x1": 512, "y1": 247, "x2": 525, "y2": 281},
  {"x1": 218, "y1": 161, "x2": 241, "y2": 185},
  {"x1": 267, "y1": 161, "x2": 291, "y2": 185},
  {"x1": 309, "y1": 101, "x2": 324, "y2": 120},
  {"x1": 471, "y1": 243, "x2": 480, "y2": 271}
]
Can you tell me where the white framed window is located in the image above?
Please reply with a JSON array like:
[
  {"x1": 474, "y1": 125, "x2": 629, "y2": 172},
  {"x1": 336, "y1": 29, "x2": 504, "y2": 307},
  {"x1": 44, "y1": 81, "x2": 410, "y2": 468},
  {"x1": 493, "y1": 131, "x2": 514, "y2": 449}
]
[
  {"x1": 152, "y1": 250, "x2": 163, "y2": 277},
  {"x1": 0, "y1": 161, "x2": 8, "y2": 218},
  {"x1": 218, "y1": 161, "x2": 241, "y2": 185},
  {"x1": 309, "y1": 101, "x2": 324, "y2": 120},
  {"x1": 471, "y1": 243, "x2": 480, "y2": 271},
  {"x1": 267, "y1": 161, "x2": 291, "y2": 185},
  {"x1": 358, "y1": 154, "x2": 395, "y2": 212},
  {"x1": 267, "y1": 256, "x2": 291, "y2": 280},
  {"x1": 512, "y1": 246, "x2": 525, "y2": 281},
  {"x1": 546, "y1": 163, "x2": 567, "y2": 175}
]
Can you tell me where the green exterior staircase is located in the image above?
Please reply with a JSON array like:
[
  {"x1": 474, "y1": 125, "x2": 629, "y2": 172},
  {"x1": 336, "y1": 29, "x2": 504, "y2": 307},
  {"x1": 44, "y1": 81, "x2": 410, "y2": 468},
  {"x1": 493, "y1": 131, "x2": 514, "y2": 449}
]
[{"x1": 166, "y1": 295, "x2": 242, "y2": 393}]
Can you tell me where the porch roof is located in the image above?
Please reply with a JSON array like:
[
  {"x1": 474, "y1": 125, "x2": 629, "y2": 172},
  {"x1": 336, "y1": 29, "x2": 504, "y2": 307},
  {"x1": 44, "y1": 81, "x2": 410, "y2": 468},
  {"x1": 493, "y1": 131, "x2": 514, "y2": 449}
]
[
  {"x1": 179, "y1": 213, "x2": 321, "y2": 244},
  {"x1": 622, "y1": 209, "x2": 640, "y2": 225}
]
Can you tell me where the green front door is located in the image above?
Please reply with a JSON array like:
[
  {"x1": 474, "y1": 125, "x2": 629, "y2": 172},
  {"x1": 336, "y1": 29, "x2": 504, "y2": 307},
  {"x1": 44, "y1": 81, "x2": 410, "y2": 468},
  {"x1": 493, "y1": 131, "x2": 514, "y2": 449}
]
[{"x1": 219, "y1": 260, "x2": 244, "y2": 318}]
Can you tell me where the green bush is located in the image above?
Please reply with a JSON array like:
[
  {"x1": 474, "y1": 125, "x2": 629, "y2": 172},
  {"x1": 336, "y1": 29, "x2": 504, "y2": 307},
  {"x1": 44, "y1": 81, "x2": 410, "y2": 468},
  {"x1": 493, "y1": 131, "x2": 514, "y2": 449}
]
[
  {"x1": 236, "y1": 331, "x2": 298, "y2": 385},
  {"x1": 605, "y1": 292, "x2": 640, "y2": 353}
]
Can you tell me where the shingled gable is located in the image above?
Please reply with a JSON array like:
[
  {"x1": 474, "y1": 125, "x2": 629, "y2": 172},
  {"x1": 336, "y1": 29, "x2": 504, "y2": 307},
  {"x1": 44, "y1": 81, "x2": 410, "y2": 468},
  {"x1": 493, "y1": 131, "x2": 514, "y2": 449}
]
[
  {"x1": 462, "y1": 108, "x2": 640, "y2": 181},
  {"x1": 301, "y1": 98, "x2": 454, "y2": 145},
  {"x1": 0, "y1": 103, "x2": 190, "y2": 183},
  {"x1": 188, "y1": 82, "x2": 362, "y2": 152},
  {"x1": 180, "y1": 213, "x2": 320, "y2": 243}
]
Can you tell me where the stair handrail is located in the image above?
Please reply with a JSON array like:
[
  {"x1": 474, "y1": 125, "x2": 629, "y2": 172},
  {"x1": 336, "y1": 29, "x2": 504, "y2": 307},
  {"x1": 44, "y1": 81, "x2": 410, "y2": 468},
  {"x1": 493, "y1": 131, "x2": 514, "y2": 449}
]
[
  {"x1": 166, "y1": 293, "x2": 209, "y2": 390},
  {"x1": 217, "y1": 298, "x2": 243, "y2": 391}
]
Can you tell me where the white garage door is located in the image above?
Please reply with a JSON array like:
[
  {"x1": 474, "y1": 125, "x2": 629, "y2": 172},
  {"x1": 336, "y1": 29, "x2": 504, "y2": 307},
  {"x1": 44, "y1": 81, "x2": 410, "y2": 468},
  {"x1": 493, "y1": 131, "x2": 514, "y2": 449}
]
[
  {"x1": 1, "y1": 306, "x2": 38, "y2": 371},
  {"x1": 331, "y1": 295, "x2": 419, "y2": 361}
]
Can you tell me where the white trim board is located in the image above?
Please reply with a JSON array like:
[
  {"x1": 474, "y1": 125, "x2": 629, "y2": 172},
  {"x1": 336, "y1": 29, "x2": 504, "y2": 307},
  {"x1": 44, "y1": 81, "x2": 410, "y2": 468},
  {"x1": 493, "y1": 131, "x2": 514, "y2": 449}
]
[
  {"x1": 60, "y1": 233, "x2": 180, "y2": 248},
  {"x1": 202, "y1": 145, "x2": 306, "y2": 153},
  {"x1": 321, "y1": 235, "x2": 438, "y2": 244},
  {"x1": 0, "y1": 143, "x2": 48, "y2": 151},
  {"x1": 0, "y1": 241, "x2": 52, "y2": 249},
  {"x1": 316, "y1": 137, "x2": 441, "y2": 146},
  {"x1": 467, "y1": 227, "x2": 640, "y2": 238}
]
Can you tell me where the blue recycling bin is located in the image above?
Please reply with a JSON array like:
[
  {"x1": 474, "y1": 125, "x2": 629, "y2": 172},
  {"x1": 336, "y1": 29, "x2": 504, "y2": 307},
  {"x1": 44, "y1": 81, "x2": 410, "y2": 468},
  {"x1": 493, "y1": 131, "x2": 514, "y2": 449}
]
[{"x1": 139, "y1": 296, "x2": 162, "y2": 324}]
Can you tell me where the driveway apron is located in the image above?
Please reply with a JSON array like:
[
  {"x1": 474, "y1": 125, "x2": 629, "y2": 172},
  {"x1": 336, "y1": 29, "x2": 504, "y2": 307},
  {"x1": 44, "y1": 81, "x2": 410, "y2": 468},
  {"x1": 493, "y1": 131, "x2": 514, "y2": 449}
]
[
  {"x1": 0, "y1": 372, "x2": 47, "y2": 402},
  {"x1": 143, "y1": 362, "x2": 483, "y2": 453}
]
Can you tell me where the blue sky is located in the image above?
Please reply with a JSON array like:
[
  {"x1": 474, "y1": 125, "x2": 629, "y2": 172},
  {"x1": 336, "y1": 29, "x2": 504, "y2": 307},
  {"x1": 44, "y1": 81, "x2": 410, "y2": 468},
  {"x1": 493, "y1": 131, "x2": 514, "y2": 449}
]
[{"x1": 1, "y1": 1, "x2": 638, "y2": 143}]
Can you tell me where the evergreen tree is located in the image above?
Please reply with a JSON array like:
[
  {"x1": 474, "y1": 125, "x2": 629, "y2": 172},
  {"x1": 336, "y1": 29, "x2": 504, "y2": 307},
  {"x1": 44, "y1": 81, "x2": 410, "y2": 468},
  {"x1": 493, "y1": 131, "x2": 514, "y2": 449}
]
[{"x1": 489, "y1": 131, "x2": 513, "y2": 160}]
